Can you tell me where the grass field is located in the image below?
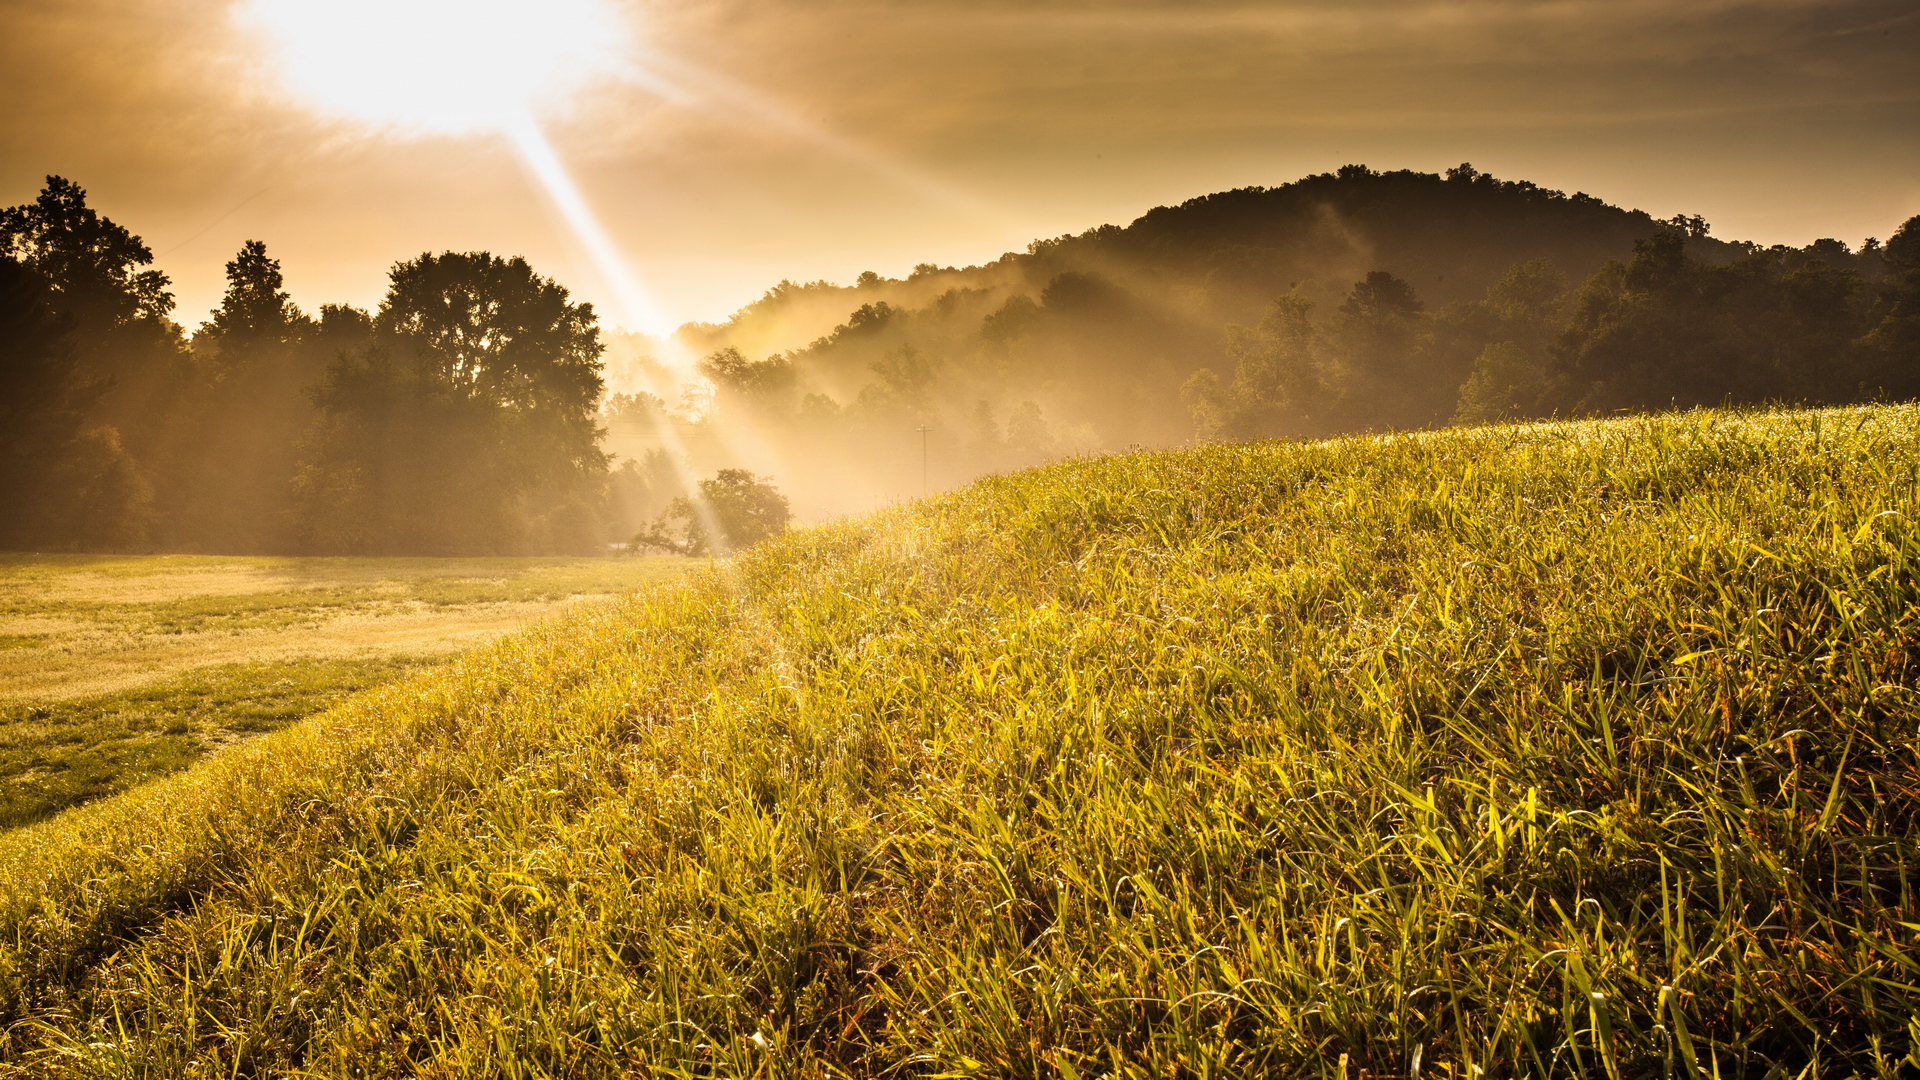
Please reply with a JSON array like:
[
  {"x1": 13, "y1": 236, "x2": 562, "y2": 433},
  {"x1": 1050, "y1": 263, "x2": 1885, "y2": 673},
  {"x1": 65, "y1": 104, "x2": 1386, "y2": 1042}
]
[
  {"x1": 0, "y1": 556, "x2": 695, "y2": 828},
  {"x1": 0, "y1": 406, "x2": 1916, "y2": 1077}
]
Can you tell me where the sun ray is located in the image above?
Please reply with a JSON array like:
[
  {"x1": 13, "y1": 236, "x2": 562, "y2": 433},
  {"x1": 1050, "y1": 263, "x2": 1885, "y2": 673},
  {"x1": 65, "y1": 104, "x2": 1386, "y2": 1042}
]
[{"x1": 501, "y1": 110, "x2": 671, "y2": 338}]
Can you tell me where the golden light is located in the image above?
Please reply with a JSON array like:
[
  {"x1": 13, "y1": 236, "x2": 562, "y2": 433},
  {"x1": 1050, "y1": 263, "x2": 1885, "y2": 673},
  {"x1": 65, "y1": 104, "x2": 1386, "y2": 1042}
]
[{"x1": 245, "y1": 0, "x2": 629, "y2": 135}]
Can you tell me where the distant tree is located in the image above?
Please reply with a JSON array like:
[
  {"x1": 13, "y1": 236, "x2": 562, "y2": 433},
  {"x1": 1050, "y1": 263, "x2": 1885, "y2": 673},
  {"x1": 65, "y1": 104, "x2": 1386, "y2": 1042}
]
[
  {"x1": 697, "y1": 347, "x2": 797, "y2": 413},
  {"x1": 152, "y1": 240, "x2": 330, "y2": 552},
  {"x1": 855, "y1": 343, "x2": 941, "y2": 421},
  {"x1": 0, "y1": 176, "x2": 174, "y2": 330},
  {"x1": 0, "y1": 256, "x2": 151, "y2": 550},
  {"x1": 1858, "y1": 214, "x2": 1920, "y2": 397},
  {"x1": 1184, "y1": 294, "x2": 1324, "y2": 439},
  {"x1": 377, "y1": 251, "x2": 603, "y2": 410},
  {"x1": 0, "y1": 256, "x2": 92, "y2": 466},
  {"x1": 633, "y1": 468, "x2": 789, "y2": 556},
  {"x1": 196, "y1": 240, "x2": 312, "y2": 367},
  {"x1": 968, "y1": 399, "x2": 1003, "y2": 467},
  {"x1": 1448, "y1": 260, "x2": 1571, "y2": 422},
  {"x1": 607, "y1": 446, "x2": 684, "y2": 540},
  {"x1": 1321, "y1": 270, "x2": 1428, "y2": 424},
  {"x1": 1546, "y1": 229, "x2": 1877, "y2": 412},
  {"x1": 1005, "y1": 400, "x2": 1055, "y2": 461},
  {"x1": 1455, "y1": 342, "x2": 1548, "y2": 423}
]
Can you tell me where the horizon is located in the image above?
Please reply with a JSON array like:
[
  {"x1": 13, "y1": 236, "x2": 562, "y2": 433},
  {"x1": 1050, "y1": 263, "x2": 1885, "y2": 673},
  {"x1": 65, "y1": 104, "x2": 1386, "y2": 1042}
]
[{"x1": 4, "y1": 0, "x2": 1916, "y2": 338}]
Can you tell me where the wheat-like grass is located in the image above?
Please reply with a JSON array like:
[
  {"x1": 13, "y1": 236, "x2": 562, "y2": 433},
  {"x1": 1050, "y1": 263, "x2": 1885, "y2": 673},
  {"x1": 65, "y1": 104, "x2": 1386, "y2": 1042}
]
[{"x1": 0, "y1": 406, "x2": 1914, "y2": 1077}]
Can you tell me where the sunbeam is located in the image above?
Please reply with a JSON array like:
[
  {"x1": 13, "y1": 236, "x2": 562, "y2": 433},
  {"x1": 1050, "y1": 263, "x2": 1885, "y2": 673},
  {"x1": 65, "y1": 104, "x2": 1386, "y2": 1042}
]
[{"x1": 502, "y1": 110, "x2": 670, "y2": 337}]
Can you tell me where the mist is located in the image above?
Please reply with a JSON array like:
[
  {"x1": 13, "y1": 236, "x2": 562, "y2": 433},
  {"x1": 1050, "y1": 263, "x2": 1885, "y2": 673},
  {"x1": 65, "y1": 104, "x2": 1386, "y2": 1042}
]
[{"x1": 6, "y1": 165, "x2": 1917, "y2": 555}]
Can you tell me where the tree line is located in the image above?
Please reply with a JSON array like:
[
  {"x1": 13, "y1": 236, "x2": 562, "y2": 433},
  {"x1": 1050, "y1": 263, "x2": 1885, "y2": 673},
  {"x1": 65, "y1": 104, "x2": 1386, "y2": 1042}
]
[
  {"x1": 7, "y1": 166, "x2": 1917, "y2": 553},
  {"x1": 2, "y1": 177, "x2": 615, "y2": 554},
  {"x1": 1184, "y1": 221, "x2": 1920, "y2": 439}
]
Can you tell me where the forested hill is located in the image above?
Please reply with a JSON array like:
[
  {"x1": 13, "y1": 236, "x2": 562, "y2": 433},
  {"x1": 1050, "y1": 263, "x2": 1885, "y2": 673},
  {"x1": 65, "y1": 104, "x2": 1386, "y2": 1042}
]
[
  {"x1": 680, "y1": 163, "x2": 1750, "y2": 361},
  {"x1": 659, "y1": 162, "x2": 1909, "y2": 466}
]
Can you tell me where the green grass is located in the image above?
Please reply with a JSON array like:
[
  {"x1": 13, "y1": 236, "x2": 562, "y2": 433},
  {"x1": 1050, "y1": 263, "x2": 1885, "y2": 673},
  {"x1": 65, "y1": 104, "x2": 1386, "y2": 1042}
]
[
  {"x1": 0, "y1": 405, "x2": 1916, "y2": 1077},
  {"x1": 0, "y1": 658, "x2": 434, "y2": 830},
  {"x1": 0, "y1": 554, "x2": 697, "y2": 827}
]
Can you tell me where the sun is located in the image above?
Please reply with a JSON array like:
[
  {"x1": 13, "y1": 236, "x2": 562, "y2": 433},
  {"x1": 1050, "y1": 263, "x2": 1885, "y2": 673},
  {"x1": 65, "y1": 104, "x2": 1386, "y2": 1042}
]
[{"x1": 245, "y1": 0, "x2": 630, "y2": 135}]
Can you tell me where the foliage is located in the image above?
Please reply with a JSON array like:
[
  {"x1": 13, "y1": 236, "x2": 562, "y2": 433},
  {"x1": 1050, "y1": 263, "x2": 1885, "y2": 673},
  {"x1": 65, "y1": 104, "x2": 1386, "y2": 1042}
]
[
  {"x1": 0, "y1": 176, "x2": 174, "y2": 329},
  {"x1": 0, "y1": 405, "x2": 1914, "y2": 1075},
  {"x1": 293, "y1": 252, "x2": 610, "y2": 555},
  {"x1": 1548, "y1": 229, "x2": 1883, "y2": 412},
  {"x1": 0, "y1": 179, "x2": 181, "y2": 550},
  {"x1": 193, "y1": 240, "x2": 313, "y2": 367},
  {"x1": 632, "y1": 468, "x2": 790, "y2": 555}
]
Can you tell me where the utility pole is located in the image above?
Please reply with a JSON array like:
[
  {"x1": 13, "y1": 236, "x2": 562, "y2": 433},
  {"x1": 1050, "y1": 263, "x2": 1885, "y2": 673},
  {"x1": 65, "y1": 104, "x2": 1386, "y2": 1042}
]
[{"x1": 917, "y1": 424, "x2": 930, "y2": 496}]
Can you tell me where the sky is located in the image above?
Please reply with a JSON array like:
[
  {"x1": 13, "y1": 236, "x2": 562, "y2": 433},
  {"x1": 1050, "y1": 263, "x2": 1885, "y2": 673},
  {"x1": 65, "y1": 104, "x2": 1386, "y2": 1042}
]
[{"x1": 2, "y1": 0, "x2": 1916, "y2": 338}]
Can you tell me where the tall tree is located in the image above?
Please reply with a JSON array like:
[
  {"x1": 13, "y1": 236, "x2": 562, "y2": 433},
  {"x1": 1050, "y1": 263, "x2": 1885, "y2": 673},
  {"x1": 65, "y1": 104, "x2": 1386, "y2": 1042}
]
[
  {"x1": 157, "y1": 240, "x2": 323, "y2": 551},
  {"x1": 0, "y1": 176, "x2": 173, "y2": 331},
  {"x1": 0, "y1": 256, "x2": 140, "y2": 549},
  {"x1": 294, "y1": 252, "x2": 609, "y2": 554},
  {"x1": 0, "y1": 177, "x2": 177, "y2": 549},
  {"x1": 1858, "y1": 215, "x2": 1920, "y2": 398},
  {"x1": 196, "y1": 240, "x2": 312, "y2": 366}
]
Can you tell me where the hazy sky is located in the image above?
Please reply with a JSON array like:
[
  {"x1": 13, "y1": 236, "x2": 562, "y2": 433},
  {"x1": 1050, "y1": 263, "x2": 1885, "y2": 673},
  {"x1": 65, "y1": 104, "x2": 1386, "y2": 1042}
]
[{"x1": 3, "y1": 0, "x2": 1915, "y2": 336}]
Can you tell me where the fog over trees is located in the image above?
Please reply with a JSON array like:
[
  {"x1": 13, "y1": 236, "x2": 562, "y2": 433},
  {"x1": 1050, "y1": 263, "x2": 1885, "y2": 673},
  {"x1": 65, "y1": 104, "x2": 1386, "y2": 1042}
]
[{"x1": 4, "y1": 166, "x2": 1916, "y2": 554}]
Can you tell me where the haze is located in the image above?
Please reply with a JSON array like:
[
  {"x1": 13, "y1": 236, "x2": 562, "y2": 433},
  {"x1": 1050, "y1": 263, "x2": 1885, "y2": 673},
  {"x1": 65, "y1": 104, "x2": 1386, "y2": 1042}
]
[{"x1": 3, "y1": 0, "x2": 1915, "y2": 334}]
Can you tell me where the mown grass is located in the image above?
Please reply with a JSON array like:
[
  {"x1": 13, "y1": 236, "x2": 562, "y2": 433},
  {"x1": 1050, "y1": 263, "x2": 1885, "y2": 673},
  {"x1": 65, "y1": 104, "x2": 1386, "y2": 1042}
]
[
  {"x1": 0, "y1": 658, "x2": 434, "y2": 830},
  {"x1": 0, "y1": 555, "x2": 696, "y2": 827},
  {"x1": 0, "y1": 555, "x2": 699, "y2": 637},
  {"x1": 0, "y1": 405, "x2": 1915, "y2": 1077}
]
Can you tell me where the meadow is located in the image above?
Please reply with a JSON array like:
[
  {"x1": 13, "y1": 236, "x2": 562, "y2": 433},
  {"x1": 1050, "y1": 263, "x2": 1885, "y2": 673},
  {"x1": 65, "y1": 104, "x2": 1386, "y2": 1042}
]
[
  {"x1": 0, "y1": 405, "x2": 1915, "y2": 1077},
  {"x1": 0, "y1": 556, "x2": 695, "y2": 828}
]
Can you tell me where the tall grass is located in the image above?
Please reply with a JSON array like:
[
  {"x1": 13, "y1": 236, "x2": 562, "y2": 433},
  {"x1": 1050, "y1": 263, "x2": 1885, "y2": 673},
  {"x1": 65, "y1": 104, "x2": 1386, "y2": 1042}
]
[{"x1": 0, "y1": 406, "x2": 1915, "y2": 1077}]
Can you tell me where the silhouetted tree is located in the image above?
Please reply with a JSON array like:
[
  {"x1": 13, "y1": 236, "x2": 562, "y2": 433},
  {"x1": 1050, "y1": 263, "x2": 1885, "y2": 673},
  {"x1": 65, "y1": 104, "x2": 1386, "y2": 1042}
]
[
  {"x1": 196, "y1": 240, "x2": 313, "y2": 368},
  {"x1": 1450, "y1": 260, "x2": 1571, "y2": 421},
  {"x1": 0, "y1": 177, "x2": 178, "y2": 548},
  {"x1": 1858, "y1": 215, "x2": 1920, "y2": 398},
  {"x1": 0, "y1": 256, "x2": 150, "y2": 549},
  {"x1": 294, "y1": 252, "x2": 609, "y2": 554}
]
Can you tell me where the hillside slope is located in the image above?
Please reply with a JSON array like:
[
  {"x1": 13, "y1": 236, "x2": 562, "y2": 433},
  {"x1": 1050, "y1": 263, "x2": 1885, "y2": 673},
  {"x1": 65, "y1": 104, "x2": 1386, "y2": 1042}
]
[{"x1": 2, "y1": 406, "x2": 1917, "y2": 1076}]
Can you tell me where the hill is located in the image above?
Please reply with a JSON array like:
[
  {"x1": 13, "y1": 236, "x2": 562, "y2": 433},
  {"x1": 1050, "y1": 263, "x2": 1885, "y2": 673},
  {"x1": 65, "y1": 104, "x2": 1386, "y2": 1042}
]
[
  {"x1": 1, "y1": 404, "x2": 1915, "y2": 1076},
  {"x1": 611, "y1": 166, "x2": 1915, "y2": 520}
]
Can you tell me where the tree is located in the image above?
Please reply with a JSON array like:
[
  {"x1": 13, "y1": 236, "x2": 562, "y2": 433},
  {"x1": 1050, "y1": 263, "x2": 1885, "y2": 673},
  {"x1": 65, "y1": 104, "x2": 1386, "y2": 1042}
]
[
  {"x1": 1322, "y1": 270, "x2": 1429, "y2": 425},
  {"x1": 1004, "y1": 400, "x2": 1055, "y2": 462},
  {"x1": 294, "y1": 252, "x2": 610, "y2": 554},
  {"x1": 1447, "y1": 260, "x2": 1571, "y2": 422},
  {"x1": 1183, "y1": 294, "x2": 1325, "y2": 439},
  {"x1": 1858, "y1": 214, "x2": 1920, "y2": 397},
  {"x1": 149, "y1": 240, "x2": 331, "y2": 552},
  {"x1": 633, "y1": 469, "x2": 789, "y2": 555},
  {"x1": 0, "y1": 178, "x2": 178, "y2": 549},
  {"x1": 0, "y1": 255, "x2": 145, "y2": 550},
  {"x1": 378, "y1": 251, "x2": 603, "y2": 409},
  {"x1": 196, "y1": 240, "x2": 312, "y2": 366},
  {"x1": 0, "y1": 176, "x2": 173, "y2": 330},
  {"x1": 697, "y1": 347, "x2": 797, "y2": 414}
]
